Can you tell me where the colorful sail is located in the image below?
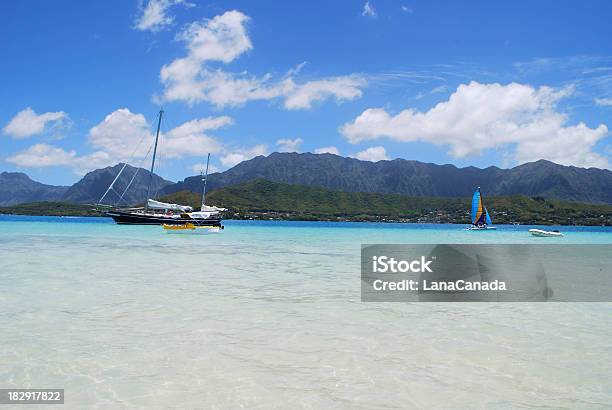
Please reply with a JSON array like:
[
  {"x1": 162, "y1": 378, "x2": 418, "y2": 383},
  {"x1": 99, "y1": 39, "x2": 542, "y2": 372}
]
[
  {"x1": 471, "y1": 188, "x2": 484, "y2": 224},
  {"x1": 471, "y1": 187, "x2": 492, "y2": 226}
]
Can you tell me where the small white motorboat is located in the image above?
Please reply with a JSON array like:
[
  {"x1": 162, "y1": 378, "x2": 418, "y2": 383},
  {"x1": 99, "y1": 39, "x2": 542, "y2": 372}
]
[{"x1": 529, "y1": 229, "x2": 563, "y2": 237}]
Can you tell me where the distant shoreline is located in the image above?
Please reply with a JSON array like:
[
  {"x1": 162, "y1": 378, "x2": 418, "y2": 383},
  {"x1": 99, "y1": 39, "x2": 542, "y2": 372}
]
[
  {"x1": 1, "y1": 212, "x2": 610, "y2": 227},
  {"x1": 1, "y1": 186, "x2": 612, "y2": 227},
  {"x1": 2, "y1": 178, "x2": 612, "y2": 226}
]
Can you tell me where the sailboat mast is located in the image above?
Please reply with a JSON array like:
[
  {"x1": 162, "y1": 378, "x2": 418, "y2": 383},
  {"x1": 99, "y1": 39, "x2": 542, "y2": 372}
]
[
  {"x1": 201, "y1": 153, "x2": 210, "y2": 212},
  {"x1": 144, "y1": 109, "x2": 164, "y2": 212}
]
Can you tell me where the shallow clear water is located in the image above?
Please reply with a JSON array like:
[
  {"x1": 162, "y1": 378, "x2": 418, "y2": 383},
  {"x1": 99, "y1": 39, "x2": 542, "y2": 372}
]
[{"x1": 1, "y1": 216, "x2": 611, "y2": 408}]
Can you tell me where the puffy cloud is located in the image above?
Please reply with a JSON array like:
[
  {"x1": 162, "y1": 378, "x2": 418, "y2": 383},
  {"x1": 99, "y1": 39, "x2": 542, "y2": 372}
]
[
  {"x1": 6, "y1": 109, "x2": 233, "y2": 174},
  {"x1": 88, "y1": 109, "x2": 230, "y2": 161},
  {"x1": 162, "y1": 116, "x2": 231, "y2": 158},
  {"x1": 513, "y1": 123, "x2": 609, "y2": 167},
  {"x1": 134, "y1": 0, "x2": 192, "y2": 32},
  {"x1": 158, "y1": 10, "x2": 365, "y2": 109},
  {"x1": 178, "y1": 10, "x2": 252, "y2": 63},
  {"x1": 159, "y1": 10, "x2": 252, "y2": 104},
  {"x1": 276, "y1": 138, "x2": 303, "y2": 152},
  {"x1": 88, "y1": 108, "x2": 153, "y2": 159},
  {"x1": 3, "y1": 107, "x2": 68, "y2": 139},
  {"x1": 220, "y1": 144, "x2": 268, "y2": 168},
  {"x1": 283, "y1": 76, "x2": 365, "y2": 110},
  {"x1": 163, "y1": 69, "x2": 291, "y2": 107},
  {"x1": 362, "y1": 1, "x2": 377, "y2": 18},
  {"x1": 313, "y1": 146, "x2": 340, "y2": 155},
  {"x1": 354, "y1": 146, "x2": 389, "y2": 162},
  {"x1": 341, "y1": 81, "x2": 609, "y2": 168},
  {"x1": 6, "y1": 143, "x2": 75, "y2": 167},
  {"x1": 596, "y1": 98, "x2": 612, "y2": 106},
  {"x1": 6, "y1": 144, "x2": 116, "y2": 175}
]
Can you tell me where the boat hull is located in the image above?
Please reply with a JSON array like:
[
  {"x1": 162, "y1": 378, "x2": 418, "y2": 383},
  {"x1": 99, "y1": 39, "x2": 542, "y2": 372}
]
[
  {"x1": 529, "y1": 229, "x2": 563, "y2": 237},
  {"x1": 466, "y1": 226, "x2": 496, "y2": 230},
  {"x1": 106, "y1": 210, "x2": 222, "y2": 226},
  {"x1": 163, "y1": 224, "x2": 223, "y2": 234}
]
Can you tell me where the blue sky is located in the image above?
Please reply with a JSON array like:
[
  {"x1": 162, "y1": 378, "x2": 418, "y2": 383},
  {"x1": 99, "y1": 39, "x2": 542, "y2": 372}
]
[{"x1": 1, "y1": 0, "x2": 611, "y2": 185}]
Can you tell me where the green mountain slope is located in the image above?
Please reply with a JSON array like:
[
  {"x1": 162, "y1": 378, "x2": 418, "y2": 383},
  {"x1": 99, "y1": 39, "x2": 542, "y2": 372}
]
[
  {"x1": 164, "y1": 153, "x2": 612, "y2": 204},
  {"x1": 0, "y1": 202, "x2": 100, "y2": 216},
  {"x1": 3, "y1": 179, "x2": 610, "y2": 225},
  {"x1": 160, "y1": 179, "x2": 612, "y2": 225}
]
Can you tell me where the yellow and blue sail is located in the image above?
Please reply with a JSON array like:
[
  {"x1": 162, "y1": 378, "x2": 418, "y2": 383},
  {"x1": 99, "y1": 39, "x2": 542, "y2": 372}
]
[{"x1": 471, "y1": 187, "x2": 492, "y2": 225}]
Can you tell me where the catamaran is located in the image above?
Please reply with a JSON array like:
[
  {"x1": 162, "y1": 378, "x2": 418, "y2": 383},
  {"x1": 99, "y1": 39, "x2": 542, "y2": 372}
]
[
  {"x1": 102, "y1": 110, "x2": 225, "y2": 226},
  {"x1": 467, "y1": 187, "x2": 496, "y2": 230}
]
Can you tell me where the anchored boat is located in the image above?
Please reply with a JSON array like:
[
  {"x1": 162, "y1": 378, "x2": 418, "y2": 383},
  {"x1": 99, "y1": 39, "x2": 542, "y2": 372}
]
[
  {"x1": 529, "y1": 229, "x2": 563, "y2": 237},
  {"x1": 467, "y1": 187, "x2": 496, "y2": 230},
  {"x1": 162, "y1": 153, "x2": 225, "y2": 234},
  {"x1": 163, "y1": 223, "x2": 223, "y2": 234},
  {"x1": 101, "y1": 110, "x2": 225, "y2": 227}
]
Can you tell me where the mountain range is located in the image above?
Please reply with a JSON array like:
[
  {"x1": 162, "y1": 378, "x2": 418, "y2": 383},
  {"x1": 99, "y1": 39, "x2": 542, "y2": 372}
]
[
  {"x1": 1, "y1": 153, "x2": 611, "y2": 206},
  {"x1": 163, "y1": 153, "x2": 612, "y2": 204},
  {"x1": 0, "y1": 172, "x2": 69, "y2": 206},
  {"x1": 0, "y1": 164, "x2": 172, "y2": 206}
]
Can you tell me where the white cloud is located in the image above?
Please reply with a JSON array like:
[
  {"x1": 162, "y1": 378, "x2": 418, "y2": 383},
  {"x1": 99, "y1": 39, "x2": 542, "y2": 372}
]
[
  {"x1": 313, "y1": 146, "x2": 340, "y2": 155},
  {"x1": 163, "y1": 116, "x2": 230, "y2": 158},
  {"x1": 354, "y1": 146, "x2": 389, "y2": 162},
  {"x1": 341, "y1": 81, "x2": 610, "y2": 169},
  {"x1": 177, "y1": 10, "x2": 252, "y2": 63},
  {"x1": 89, "y1": 109, "x2": 230, "y2": 165},
  {"x1": 283, "y1": 76, "x2": 365, "y2": 110},
  {"x1": 158, "y1": 10, "x2": 366, "y2": 109},
  {"x1": 220, "y1": 144, "x2": 268, "y2": 168},
  {"x1": 134, "y1": 0, "x2": 192, "y2": 32},
  {"x1": 401, "y1": 5, "x2": 413, "y2": 13},
  {"x1": 276, "y1": 138, "x2": 303, "y2": 152},
  {"x1": 88, "y1": 109, "x2": 230, "y2": 162},
  {"x1": 595, "y1": 98, "x2": 612, "y2": 106},
  {"x1": 5, "y1": 144, "x2": 114, "y2": 175},
  {"x1": 6, "y1": 144, "x2": 76, "y2": 167},
  {"x1": 362, "y1": 1, "x2": 377, "y2": 18},
  {"x1": 88, "y1": 108, "x2": 153, "y2": 159},
  {"x1": 3, "y1": 107, "x2": 68, "y2": 139},
  {"x1": 159, "y1": 10, "x2": 252, "y2": 104},
  {"x1": 6, "y1": 109, "x2": 233, "y2": 174}
]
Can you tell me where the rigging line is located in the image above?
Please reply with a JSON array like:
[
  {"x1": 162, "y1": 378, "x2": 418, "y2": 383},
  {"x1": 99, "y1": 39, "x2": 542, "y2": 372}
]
[
  {"x1": 118, "y1": 143, "x2": 154, "y2": 204},
  {"x1": 97, "y1": 111, "x2": 160, "y2": 206},
  {"x1": 97, "y1": 162, "x2": 130, "y2": 205}
]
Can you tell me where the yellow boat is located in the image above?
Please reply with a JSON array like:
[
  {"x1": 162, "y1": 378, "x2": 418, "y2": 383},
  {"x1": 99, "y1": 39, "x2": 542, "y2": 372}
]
[{"x1": 162, "y1": 223, "x2": 223, "y2": 234}]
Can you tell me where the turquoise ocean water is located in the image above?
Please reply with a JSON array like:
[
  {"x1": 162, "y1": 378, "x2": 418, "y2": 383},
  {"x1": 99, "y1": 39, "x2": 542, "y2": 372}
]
[{"x1": 1, "y1": 216, "x2": 611, "y2": 408}]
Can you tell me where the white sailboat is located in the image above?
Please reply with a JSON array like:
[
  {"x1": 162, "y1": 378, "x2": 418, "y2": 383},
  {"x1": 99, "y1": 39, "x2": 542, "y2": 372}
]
[{"x1": 101, "y1": 110, "x2": 224, "y2": 227}]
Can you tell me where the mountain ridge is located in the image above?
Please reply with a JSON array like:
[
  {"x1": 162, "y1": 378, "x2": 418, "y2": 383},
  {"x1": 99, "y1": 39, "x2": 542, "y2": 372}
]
[
  {"x1": 0, "y1": 172, "x2": 69, "y2": 206},
  {"x1": 62, "y1": 163, "x2": 174, "y2": 205},
  {"x1": 162, "y1": 153, "x2": 612, "y2": 204},
  {"x1": 1, "y1": 154, "x2": 611, "y2": 205},
  {"x1": 0, "y1": 164, "x2": 173, "y2": 206}
]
